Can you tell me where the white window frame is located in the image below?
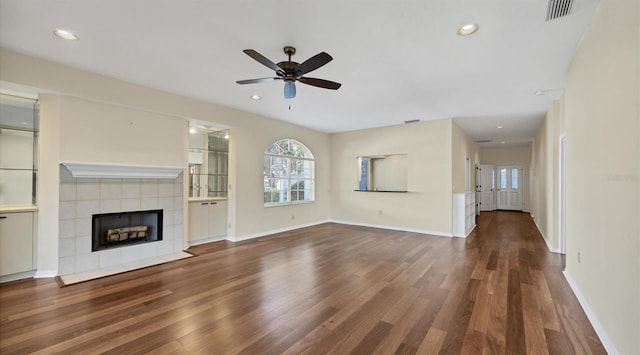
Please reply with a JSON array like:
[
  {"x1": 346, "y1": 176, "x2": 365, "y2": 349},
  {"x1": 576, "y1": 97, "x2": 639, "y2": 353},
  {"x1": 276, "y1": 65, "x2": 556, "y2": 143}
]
[{"x1": 263, "y1": 139, "x2": 315, "y2": 207}]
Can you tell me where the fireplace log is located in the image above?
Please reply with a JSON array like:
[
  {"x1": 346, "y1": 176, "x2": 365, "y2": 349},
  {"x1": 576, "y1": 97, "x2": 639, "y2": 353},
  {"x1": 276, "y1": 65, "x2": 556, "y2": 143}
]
[{"x1": 106, "y1": 226, "x2": 148, "y2": 242}]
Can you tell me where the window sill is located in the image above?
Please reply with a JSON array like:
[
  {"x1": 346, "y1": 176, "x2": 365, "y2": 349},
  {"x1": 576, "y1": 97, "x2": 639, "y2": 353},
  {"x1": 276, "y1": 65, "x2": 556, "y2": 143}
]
[{"x1": 264, "y1": 200, "x2": 315, "y2": 208}]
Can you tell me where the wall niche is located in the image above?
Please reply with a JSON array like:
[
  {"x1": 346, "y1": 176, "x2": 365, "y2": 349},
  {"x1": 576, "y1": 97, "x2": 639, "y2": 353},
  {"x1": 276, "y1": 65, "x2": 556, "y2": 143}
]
[{"x1": 356, "y1": 154, "x2": 408, "y2": 192}]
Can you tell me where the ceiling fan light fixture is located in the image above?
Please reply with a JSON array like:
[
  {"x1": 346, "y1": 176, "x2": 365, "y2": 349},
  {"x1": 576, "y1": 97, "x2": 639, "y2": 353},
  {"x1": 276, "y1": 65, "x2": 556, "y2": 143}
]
[
  {"x1": 457, "y1": 23, "x2": 479, "y2": 36},
  {"x1": 53, "y1": 29, "x2": 79, "y2": 40},
  {"x1": 284, "y1": 80, "x2": 296, "y2": 99}
]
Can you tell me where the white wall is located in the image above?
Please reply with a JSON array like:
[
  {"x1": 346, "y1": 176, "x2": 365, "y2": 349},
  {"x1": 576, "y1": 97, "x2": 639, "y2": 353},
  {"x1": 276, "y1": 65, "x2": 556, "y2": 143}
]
[
  {"x1": 562, "y1": 0, "x2": 639, "y2": 353},
  {"x1": 330, "y1": 119, "x2": 453, "y2": 235}
]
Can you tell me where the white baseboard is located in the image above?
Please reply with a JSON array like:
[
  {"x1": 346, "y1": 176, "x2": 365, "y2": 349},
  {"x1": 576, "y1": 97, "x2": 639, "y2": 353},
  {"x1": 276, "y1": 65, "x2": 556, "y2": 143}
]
[
  {"x1": 329, "y1": 219, "x2": 453, "y2": 238},
  {"x1": 228, "y1": 220, "x2": 330, "y2": 242},
  {"x1": 562, "y1": 271, "x2": 619, "y2": 355},
  {"x1": 464, "y1": 223, "x2": 477, "y2": 238},
  {"x1": 34, "y1": 270, "x2": 58, "y2": 278},
  {"x1": 533, "y1": 220, "x2": 562, "y2": 254},
  {"x1": 0, "y1": 270, "x2": 36, "y2": 283},
  {"x1": 187, "y1": 236, "x2": 226, "y2": 247}
]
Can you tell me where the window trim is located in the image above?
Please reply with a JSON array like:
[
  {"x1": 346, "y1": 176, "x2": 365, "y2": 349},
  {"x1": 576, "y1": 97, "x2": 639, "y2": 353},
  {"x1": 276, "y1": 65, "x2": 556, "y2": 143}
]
[{"x1": 263, "y1": 139, "x2": 315, "y2": 207}]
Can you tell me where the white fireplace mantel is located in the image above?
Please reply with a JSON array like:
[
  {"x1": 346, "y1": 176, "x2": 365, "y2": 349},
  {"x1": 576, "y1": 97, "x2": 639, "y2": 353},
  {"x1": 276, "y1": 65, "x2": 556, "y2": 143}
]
[{"x1": 60, "y1": 161, "x2": 184, "y2": 179}]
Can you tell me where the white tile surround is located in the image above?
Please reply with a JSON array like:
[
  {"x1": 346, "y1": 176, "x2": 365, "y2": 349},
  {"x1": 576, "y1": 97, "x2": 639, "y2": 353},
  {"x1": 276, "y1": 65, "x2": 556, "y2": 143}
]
[{"x1": 58, "y1": 166, "x2": 184, "y2": 275}]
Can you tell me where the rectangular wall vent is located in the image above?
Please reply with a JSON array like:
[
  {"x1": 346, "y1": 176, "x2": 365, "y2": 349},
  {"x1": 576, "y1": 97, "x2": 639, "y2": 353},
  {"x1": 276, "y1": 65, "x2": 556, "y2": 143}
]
[{"x1": 546, "y1": 0, "x2": 573, "y2": 21}]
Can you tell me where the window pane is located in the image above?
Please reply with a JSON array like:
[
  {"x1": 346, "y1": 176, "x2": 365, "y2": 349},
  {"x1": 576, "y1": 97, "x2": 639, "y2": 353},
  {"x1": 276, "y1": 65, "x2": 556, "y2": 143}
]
[
  {"x1": 264, "y1": 139, "x2": 314, "y2": 205},
  {"x1": 264, "y1": 156, "x2": 288, "y2": 178},
  {"x1": 511, "y1": 168, "x2": 518, "y2": 189},
  {"x1": 500, "y1": 169, "x2": 507, "y2": 189}
]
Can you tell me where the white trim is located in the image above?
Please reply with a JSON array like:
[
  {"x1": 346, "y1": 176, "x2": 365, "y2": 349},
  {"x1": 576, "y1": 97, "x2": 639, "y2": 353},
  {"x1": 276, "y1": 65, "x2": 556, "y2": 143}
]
[
  {"x1": 329, "y1": 220, "x2": 453, "y2": 238},
  {"x1": 60, "y1": 161, "x2": 184, "y2": 179},
  {"x1": 0, "y1": 270, "x2": 36, "y2": 283},
  {"x1": 34, "y1": 270, "x2": 58, "y2": 278},
  {"x1": 227, "y1": 220, "x2": 330, "y2": 242},
  {"x1": 562, "y1": 271, "x2": 619, "y2": 355},
  {"x1": 187, "y1": 235, "x2": 227, "y2": 247},
  {"x1": 463, "y1": 223, "x2": 477, "y2": 238},
  {"x1": 558, "y1": 133, "x2": 567, "y2": 254},
  {"x1": 533, "y1": 219, "x2": 562, "y2": 254},
  {"x1": 226, "y1": 220, "x2": 453, "y2": 243}
]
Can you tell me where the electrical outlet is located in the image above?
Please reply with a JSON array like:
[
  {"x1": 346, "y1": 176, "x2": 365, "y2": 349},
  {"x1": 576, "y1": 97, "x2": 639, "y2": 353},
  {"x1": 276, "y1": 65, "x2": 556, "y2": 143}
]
[
  {"x1": 379, "y1": 210, "x2": 383, "y2": 215},
  {"x1": 292, "y1": 214, "x2": 295, "y2": 220}
]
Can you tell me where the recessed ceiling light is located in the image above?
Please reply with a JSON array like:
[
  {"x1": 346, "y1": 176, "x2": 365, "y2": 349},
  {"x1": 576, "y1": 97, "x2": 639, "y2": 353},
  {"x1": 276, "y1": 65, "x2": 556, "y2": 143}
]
[
  {"x1": 497, "y1": 125, "x2": 503, "y2": 129},
  {"x1": 535, "y1": 91, "x2": 544, "y2": 96},
  {"x1": 457, "y1": 24, "x2": 479, "y2": 36},
  {"x1": 53, "y1": 29, "x2": 79, "y2": 41},
  {"x1": 500, "y1": 141, "x2": 506, "y2": 144},
  {"x1": 251, "y1": 94, "x2": 261, "y2": 100}
]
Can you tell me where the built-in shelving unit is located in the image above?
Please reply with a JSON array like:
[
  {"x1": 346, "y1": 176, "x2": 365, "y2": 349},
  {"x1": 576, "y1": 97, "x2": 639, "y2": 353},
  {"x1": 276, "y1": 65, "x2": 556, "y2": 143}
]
[
  {"x1": 453, "y1": 192, "x2": 476, "y2": 237},
  {"x1": 188, "y1": 129, "x2": 229, "y2": 198},
  {"x1": 0, "y1": 93, "x2": 39, "y2": 281}
]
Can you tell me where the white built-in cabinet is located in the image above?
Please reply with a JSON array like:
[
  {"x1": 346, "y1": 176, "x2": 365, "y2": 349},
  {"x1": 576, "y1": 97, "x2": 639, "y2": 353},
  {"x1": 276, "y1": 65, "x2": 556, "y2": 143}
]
[
  {"x1": 0, "y1": 210, "x2": 35, "y2": 277},
  {"x1": 188, "y1": 199, "x2": 227, "y2": 244},
  {"x1": 452, "y1": 192, "x2": 476, "y2": 237}
]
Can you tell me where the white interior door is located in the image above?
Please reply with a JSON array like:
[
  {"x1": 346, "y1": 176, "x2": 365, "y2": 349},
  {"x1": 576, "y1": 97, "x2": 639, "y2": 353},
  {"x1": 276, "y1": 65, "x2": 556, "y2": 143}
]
[
  {"x1": 497, "y1": 165, "x2": 523, "y2": 211},
  {"x1": 480, "y1": 164, "x2": 495, "y2": 211}
]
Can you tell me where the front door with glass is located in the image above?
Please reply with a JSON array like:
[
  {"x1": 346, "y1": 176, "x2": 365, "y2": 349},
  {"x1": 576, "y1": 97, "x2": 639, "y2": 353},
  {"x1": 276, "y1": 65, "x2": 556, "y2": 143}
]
[{"x1": 496, "y1": 165, "x2": 523, "y2": 211}]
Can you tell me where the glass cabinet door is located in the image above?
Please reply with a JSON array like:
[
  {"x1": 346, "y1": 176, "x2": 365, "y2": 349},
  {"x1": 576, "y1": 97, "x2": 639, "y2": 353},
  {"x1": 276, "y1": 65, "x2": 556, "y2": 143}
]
[
  {"x1": 0, "y1": 94, "x2": 38, "y2": 206},
  {"x1": 188, "y1": 128, "x2": 228, "y2": 198}
]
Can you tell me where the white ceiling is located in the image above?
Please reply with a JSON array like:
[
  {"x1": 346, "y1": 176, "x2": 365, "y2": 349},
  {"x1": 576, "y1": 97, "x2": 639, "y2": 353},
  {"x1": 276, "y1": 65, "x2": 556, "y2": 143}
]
[{"x1": 0, "y1": 0, "x2": 598, "y2": 145}]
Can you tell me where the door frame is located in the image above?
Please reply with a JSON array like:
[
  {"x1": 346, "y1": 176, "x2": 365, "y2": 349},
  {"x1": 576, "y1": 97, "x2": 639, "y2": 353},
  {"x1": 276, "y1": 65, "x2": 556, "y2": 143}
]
[{"x1": 559, "y1": 134, "x2": 567, "y2": 254}]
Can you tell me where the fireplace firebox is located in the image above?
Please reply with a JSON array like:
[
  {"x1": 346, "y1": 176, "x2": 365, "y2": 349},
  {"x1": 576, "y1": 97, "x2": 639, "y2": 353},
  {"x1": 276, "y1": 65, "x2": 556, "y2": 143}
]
[{"x1": 92, "y1": 209, "x2": 163, "y2": 252}]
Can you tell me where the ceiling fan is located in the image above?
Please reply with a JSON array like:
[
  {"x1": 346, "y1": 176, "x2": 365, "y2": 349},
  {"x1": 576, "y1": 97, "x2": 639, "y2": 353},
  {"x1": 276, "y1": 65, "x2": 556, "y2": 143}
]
[{"x1": 236, "y1": 46, "x2": 341, "y2": 99}]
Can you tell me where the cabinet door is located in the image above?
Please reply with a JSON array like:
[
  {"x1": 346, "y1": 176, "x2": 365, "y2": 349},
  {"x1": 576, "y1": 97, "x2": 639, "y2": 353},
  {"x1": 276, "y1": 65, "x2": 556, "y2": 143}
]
[
  {"x1": 188, "y1": 202, "x2": 210, "y2": 242},
  {"x1": 208, "y1": 201, "x2": 227, "y2": 238},
  {"x1": 0, "y1": 212, "x2": 34, "y2": 276}
]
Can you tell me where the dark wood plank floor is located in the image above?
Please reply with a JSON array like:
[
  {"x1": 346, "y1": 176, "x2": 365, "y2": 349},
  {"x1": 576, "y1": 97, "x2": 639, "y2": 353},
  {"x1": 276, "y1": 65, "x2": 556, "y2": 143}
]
[{"x1": 0, "y1": 212, "x2": 606, "y2": 354}]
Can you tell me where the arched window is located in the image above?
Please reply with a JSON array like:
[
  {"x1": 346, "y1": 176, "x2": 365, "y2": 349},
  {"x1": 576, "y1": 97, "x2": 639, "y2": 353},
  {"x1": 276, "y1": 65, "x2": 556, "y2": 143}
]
[{"x1": 263, "y1": 139, "x2": 315, "y2": 205}]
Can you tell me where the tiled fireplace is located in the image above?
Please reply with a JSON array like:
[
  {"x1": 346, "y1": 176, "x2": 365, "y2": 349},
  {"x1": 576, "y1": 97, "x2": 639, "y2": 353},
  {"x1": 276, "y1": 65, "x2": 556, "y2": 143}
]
[{"x1": 58, "y1": 165, "x2": 184, "y2": 275}]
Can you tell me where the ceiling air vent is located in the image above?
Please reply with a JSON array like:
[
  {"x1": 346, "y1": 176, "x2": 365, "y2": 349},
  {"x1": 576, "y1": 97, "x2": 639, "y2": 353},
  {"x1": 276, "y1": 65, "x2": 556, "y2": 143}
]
[
  {"x1": 404, "y1": 119, "x2": 420, "y2": 124},
  {"x1": 546, "y1": 0, "x2": 573, "y2": 21},
  {"x1": 475, "y1": 140, "x2": 493, "y2": 143}
]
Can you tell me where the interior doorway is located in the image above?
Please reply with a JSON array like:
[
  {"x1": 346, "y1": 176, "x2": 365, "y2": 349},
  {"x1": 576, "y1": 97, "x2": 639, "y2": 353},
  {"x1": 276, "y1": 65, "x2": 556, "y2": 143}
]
[{"x1": 496, "y1": 165, "x2": 523, "y2": 211}]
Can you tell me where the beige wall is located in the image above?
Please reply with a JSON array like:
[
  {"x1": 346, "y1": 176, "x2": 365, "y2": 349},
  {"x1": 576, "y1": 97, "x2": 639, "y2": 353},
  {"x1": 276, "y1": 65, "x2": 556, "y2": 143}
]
[
  {"x1": 452, "y1": 121, "x2": 479, "y2": 193},
  {"x1": 531, "y1": 117, "x2": 548, "y2": 243},
  {"x1": 57, "y1": 96, "x2": 187, "y2": 166},
  {"x1": 0, "y1": 49, "x2": 332, "y2": 273},
  {"x1": 531, "y1": 98, "x2": 565, "y2": 251},
  {"x1": 562, "y1": 0, "x2": 639, "y2": 353},
  {"x1": 480, "y1": 145, "x2": 532, "y2": 212},
  {"x1": 329, "y1": 119, "x2": 454, "y2": 235}
]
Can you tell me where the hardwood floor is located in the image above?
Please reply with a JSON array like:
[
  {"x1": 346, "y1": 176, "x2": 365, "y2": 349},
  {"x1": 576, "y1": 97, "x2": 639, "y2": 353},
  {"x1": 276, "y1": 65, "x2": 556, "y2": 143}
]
[{"x1": 0, "y1": 212, "x2": 606, "y2": 354}]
